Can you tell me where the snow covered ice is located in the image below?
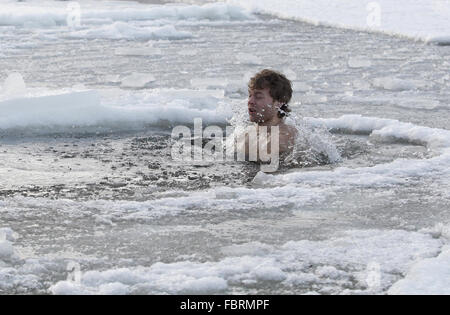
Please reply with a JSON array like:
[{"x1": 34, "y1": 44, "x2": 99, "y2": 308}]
[
  {"x1": 47, "y1": 230, "x2": 443, "y2": 294},
  {"x1": 1, "y1": 0, "x2": 450, "y2": 295},
  {"x1": 230, "y1": 0, "x2": 450, "y2": 43}
]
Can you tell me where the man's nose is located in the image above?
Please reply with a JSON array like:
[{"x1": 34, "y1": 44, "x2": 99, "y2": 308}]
[{"x1": 248, "y1": 95, "x2": 255, "y2": 105}]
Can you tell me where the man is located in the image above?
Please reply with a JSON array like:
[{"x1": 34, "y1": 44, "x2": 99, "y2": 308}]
[{"x1": 240, "y1": 69, "x2": 297, "y2": 161}]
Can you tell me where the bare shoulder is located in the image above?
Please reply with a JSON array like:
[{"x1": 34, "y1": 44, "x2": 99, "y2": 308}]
[
  {"x1": 279, "y1": 123, "x2": 298, "y2": 139},
  {"x1": 278, "y1": 123, "x2": 297, "y2": 153}
]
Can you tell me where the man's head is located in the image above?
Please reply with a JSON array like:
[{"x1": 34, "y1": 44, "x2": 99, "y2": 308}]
[{"x1": 248, "y1": 69, "x2": 293, "y2": 124}]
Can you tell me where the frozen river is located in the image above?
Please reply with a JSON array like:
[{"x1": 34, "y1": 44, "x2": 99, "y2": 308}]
[{"x1": 1, "y1": 0, "x2": 450, "y2": 294}]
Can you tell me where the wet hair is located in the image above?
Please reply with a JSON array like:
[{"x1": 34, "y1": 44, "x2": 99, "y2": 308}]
[{"x1": 248, "y1": 69, "x2": 293, "y2": 118}]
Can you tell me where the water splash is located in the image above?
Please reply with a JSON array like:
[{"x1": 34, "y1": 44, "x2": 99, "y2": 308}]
[
  {"x1": 283, "y1": 112, "x2": 341, "y2": 168},
  {"x1": 227, "y1": 100, "x2": 341, "y2": 169}
]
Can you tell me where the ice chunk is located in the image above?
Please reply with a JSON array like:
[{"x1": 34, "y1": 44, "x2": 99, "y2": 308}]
[
  {"x1": 0, "y1": 91, "x2": 105, "y2": 129},
  {"x1": 372, "y1": 77, "x2": 428, "y2": 91},
  {"x1": 0, "y1": 88, "x2": 231, "y2": 131},
  {"x1": 395, "y1": 99, "x2": 441, "y2": 111},
  {"x1": 69, "y1": 23, "x2": 193, "y2": 41},
  {"x1": 120, "y1": 73, "x2": 156, "y2": 89}
]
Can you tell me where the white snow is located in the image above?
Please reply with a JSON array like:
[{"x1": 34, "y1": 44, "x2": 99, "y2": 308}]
[
  {"x1": 0, "y1": 1, "x2": 255, "y2": 28},
  {"x1": 49, "y1": 229, "x2": 442, "y2": 295},
  {"x1": 229, "y1": 0, "x2": 450, "y2": 42},
  {"x1": 388, "y1": 223, "x2": 450, "y2": 295},
  {"x1": 389, "y1": 245, "x2": 450, "y2": 295}
]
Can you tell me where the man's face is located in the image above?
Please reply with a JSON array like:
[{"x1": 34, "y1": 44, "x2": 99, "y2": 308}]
[{"x1": 248, "y1": 88, "x2": 280, "y2": 123}]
